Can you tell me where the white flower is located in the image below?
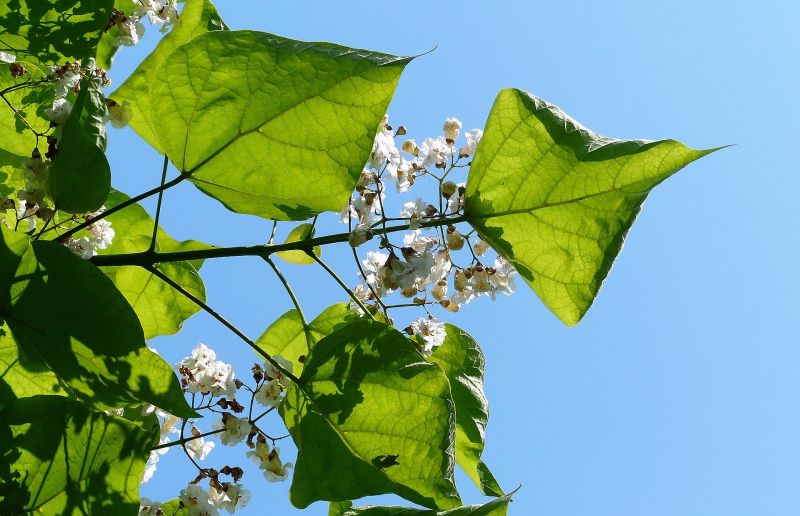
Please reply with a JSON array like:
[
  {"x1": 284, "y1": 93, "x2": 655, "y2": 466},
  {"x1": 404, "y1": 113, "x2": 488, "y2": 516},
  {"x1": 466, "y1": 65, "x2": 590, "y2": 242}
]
[
  {"x1": 459, "y1": 128, "x2": 483, "y2": 157},
  {"x1": 349, "y1": 283, "x2": 373, "y2": 312},
  {"x1": 113, "y1": 18, "x2": 146, "y2": 46},
  {"x1": 186, "y1": 435, "x2": 215, "y2": 461},
  {"x1": 157, "y1": 410, "x2": 181, "y2": 437},
  {"x1": 66, "y1": 237, "x2": 96, "y2": 259},
  {"x1": 179, "y1": 483, "x2": 218, "y2": 516},
  {"x1": 427, "y1": 249, "x2": 452, "y2": 284},
  {"x1": 86, "y1": 216, "x2": 115, "y2": 250},
  {"x1": 473, "y1": 239, "x2": 490, "y2": 256},
  {"x1": 44, "y1": 98, "x2": 72, "y2": 125},
  {"x1": 247, "y1": 441, "x2": 292, "y2": 483},
  {"x1": 403, "y1": 230, "x2": 436, "y2": 253},
  {"x1": 141, "y1": 451, "x2": 159, "y2": 484},
  {"x1": 264, "y1": 356, "x2": 293, "y2": 388},
  {"x1": 418, "y1": 136, "x2": 453, "y2": 168},
  {"x1": 0, "y1": 51, "x2": 16, "y2": 63},
  {"x1": 209, "y1": 483, "x2": 251, "y2": 513},
  {"x1": 213, "y1": 414, "x2": 251, "y2": 446},
  {"x1": 447, "y1": 182, "x2": 466, "y2": 213},
  {"x1": 176, "y1": 344, "x2": 238, "y2": 397},
  {"x1": 138, "y1": 497, "x2": 162, "y2": 516},
  {"x1": 399, "y1": 198, "x2": 430, "y2": 230},
  {"x1": 388, "y1": 161, "x2": 415, "y2": 192},
  {"x1": 54, "y1": 69, "x2": 81, "y2": 98},
  {"x1": 409, "y1": 317, "x2": 447, "y2": 355},
  {"x1": 369, "y1": 126, "x2": 401, "y2": 170},
  {"x1": 253, "y1": 379, "x2": 283, "y2": 408},
  {"x1": 443, "y1": 117, "x2": 462, "y2": 142},
  {"x1": 489, "y1": 257, "x2": 517, "y2": 296}
]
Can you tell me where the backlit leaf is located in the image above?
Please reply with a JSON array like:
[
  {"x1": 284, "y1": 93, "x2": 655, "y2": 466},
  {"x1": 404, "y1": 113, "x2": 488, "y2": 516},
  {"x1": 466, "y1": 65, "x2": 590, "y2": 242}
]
[
  {"x1": 281, "y1": 319, "x2": 461, "y2": 510},
  {"x1": 465, "y1": 89, "x2": 717, "y2": 325}
]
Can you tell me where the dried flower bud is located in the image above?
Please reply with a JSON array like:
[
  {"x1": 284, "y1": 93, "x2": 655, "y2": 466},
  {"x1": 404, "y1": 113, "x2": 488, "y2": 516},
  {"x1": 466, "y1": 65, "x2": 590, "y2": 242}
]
[
  {"x1": 432, "y1": 279, "x2": 448, "y2": 301},
  {"x1": 401, "y1": 139, "x2": 419, "y2": 156},
  {"x1": 10, "y1": 63, "x2": 25, "y2": 77},
  {"x1": 395, "y1": 125, "x2": 407, "y2": 136},
  {"x1": 401, "y1": 286, "x2": 417, "y2": 298}
]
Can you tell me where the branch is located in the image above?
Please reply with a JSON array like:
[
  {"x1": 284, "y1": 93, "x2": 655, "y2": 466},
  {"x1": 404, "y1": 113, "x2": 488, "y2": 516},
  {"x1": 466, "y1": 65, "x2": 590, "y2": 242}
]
[
  {"x1": 90, "y1": 214, "x2": 469, "y2": 267},
  {"x1": 140, "y1": 264, "x2": 301, "y2": 386},
  {"x1": 148, "y1": 155, "x2": 170, "y2": 252},
  {"x1": 55, "y1": 171, "x2": 190, "y2": 241}
]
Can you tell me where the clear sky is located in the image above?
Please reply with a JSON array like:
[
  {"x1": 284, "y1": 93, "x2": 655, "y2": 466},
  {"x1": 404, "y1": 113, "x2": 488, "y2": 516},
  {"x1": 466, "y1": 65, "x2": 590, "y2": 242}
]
[{"x1": 109, "y1": 1, "x2": 800, "y2": 514}]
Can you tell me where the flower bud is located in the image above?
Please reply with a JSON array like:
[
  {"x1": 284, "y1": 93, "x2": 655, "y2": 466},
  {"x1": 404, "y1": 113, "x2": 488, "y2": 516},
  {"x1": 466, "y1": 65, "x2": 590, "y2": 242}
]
[
  {"x1": 443, "y1": 117, "x2": 462, "y2": 144},
  {"x1": 446, "y1": 225, "x2": 464, "y2": 250},
  {"x1": 395, "y1": 125, "x2": 407, "y2": 136},
  {"x1": 401, "y1": 286, "x2": 417, "y2": 298},
  {"x1": 348, "y1": 224, "x2": 373, "y2": 247},
  {"x1": 440, "y1": 299, "x2": 459, "y2": 312},
  {"x1": 401, "y1": 139, "x2": 419, "y2": 156},
  {"x1": 432, "y1": 279, "x2": 448, "y2": 301},
  {"x1": 454, "y1": 270, "x2": 469, "y2": 291},
  {"x1": 10, "y1": 63, "x2": 25, "y2": 77},
  {"x1": 441, "y1": 181, "x2": 457, "y2": 199},
  {"x1": 473, "y1": 239, "x2": 490, "y2": 256}
]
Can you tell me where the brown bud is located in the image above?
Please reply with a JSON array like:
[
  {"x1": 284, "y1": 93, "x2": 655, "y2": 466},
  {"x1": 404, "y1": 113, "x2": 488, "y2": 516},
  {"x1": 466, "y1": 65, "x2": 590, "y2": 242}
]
[
  {"x1": 395, "y1": 125, "x2": 407, "y2": 136},
  {"x1": 10, "y1": 63, "x2": 25, "y2": 77}
]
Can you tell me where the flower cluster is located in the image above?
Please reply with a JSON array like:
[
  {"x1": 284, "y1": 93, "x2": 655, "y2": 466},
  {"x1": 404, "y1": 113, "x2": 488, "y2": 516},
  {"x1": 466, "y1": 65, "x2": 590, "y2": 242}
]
[
  {"x1": 64, "y1": 207, "x2": 116, "y2": 259},
  {"x1": 177, "y1": 343, "x2": 239, "y2": 397},
  {"x1": 109, "y1": 0, "x2": 180, "y2": 48},
  {"x1": 342, "y1": 116, "x2": 517, "y2": 338}
]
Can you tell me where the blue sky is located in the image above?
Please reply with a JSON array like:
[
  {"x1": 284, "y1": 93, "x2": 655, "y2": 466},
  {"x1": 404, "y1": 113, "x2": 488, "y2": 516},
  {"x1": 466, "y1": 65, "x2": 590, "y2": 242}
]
[{"x1": 109, "y1": 0, "x2": 800, "y2": 514}]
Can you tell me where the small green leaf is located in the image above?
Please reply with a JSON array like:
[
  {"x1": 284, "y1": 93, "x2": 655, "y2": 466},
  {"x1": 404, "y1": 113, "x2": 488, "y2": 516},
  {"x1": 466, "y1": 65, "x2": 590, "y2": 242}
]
[
  {"x1": 465, "y1": 88, "x2": 718, "y2": 325},
  {"x1": 110, "y1": 0, "x2": 228, "y2": 151},
  {"x1": 280, "y1": 319, "x2": 461, "y2": 510},
  {"x1": 98, "y1": 189, "x2": 212, "y2": 339},
  {"x1": 48, "y1": 76, "x2": 111, "y2": 213},
  {"x1": 329, "y1": 489, "x2": 517, "y2": 515},
  {"x1": 0, "y1": 227, "x2": 193, "y2": 416},
  {"x1": 0, "y1": 395, "x2": 155, "y2": 513},
  {"x1": 0, "y1": 0, "x2": 115, "y2": 65},
  {"x1": 255, "y1": 302, "x2": 365, "y2": 375},
  {"x1": 116, "y1": 29, "x2": 411, "y2": 220},
  {"x1": 276, "y1": 223, "x2": 322, "y2": 265},
  {"x1": 429, "y1": 325, "x2": 503, "y2": 497}
]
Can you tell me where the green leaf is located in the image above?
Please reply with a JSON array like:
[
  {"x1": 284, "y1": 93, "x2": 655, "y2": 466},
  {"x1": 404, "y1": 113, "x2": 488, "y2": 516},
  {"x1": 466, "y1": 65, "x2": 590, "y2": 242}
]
[
  {"x1": 0, "y1": 0, "x2": 115, "y2": 65},
  {"x1": 0, "y1": 322, "x2": 63, "y2": 405},
  {"x1": 116, "y1": 29, "x2": 411, "y2": 220},
  {"x1": 465, "y1": 88, "x2": 717, "y2": 326},
  {"x1": 280, "y1": 319, "x2": 461, "y2": 510},
  {"x1": 0, "y1": 227, "x2": 193, "y2": 416},
  {"x1": 255, "y1": 302, "x2": 364, "y2": 376},
  {"x1": 109, "y1": 0, "x2": 228, "y2": 152},
  {"x1": 329, "y1": 489, "x2": 516, "y2": 516},
  {"x1": 276, "y1": 223, "x2": 322, "y2": 265},
  {"x1": 98, "y1": 189, "x2": 211, "y2": 339},
  {"x1": 159, "y1": 498, "x2": 186, "y2": 513},
  {"x1": 48, "y1": 76, "x2": 111, "y2": 213},
  {"x1": 429, "y1": 325, "x2": 502, "y2": 497},
  {"x1": 0, "y1": 66, "x2": 52, "y2": 178},
  {"x1": 0, "y1": 395, "x2": 155, "y2": 513}
]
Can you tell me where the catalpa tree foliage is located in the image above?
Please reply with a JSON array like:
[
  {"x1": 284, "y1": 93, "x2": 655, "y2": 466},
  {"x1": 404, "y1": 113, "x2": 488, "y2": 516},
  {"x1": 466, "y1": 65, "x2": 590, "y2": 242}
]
[{"x1": 0, "y1": 1, "x2": 717, "y2": 514}]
